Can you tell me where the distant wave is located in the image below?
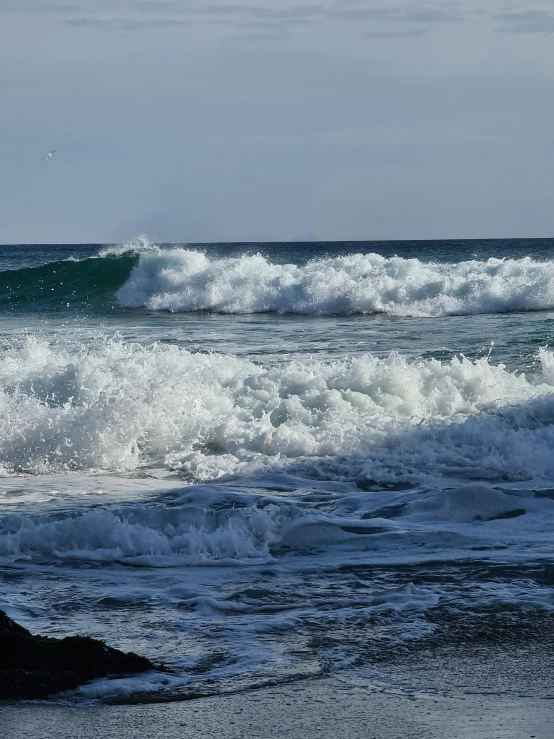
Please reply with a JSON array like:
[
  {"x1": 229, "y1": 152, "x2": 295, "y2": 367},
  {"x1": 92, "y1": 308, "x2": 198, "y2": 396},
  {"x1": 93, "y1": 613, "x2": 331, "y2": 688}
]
[
  {"x1": 4, "y1": 245, "x2": 554, "y2": 317},
  {"x1": 116, "y1": 249, "x2": 554, "y2": 317}
]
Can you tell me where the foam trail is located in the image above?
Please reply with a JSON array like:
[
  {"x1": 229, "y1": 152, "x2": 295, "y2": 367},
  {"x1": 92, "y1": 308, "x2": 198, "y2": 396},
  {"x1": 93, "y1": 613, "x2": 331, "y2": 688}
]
[
  {"x1": 0, "y1": 499, "x2": 290, "y2": 565},
  {"x1": 2, "y1": 482, "x2": 554, "y2": 566},
  {"x1": 2, "y1": 336, "x2": 554, "y2": 483},
  {"x1": 117, "y1": 249, "x2": 554, "y2": 316}
]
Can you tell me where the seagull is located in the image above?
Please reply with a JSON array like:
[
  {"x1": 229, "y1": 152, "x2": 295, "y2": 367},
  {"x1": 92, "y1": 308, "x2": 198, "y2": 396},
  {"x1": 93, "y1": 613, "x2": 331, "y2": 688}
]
[{"x1": 45, "y1": 150, "x2": 55, "y2": 161}]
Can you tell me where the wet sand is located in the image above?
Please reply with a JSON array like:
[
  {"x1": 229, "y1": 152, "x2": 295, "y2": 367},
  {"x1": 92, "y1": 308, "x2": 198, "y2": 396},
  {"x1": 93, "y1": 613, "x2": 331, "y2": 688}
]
[{"x1": 2, "y1": 644, "x2": 553, "y2": 739}]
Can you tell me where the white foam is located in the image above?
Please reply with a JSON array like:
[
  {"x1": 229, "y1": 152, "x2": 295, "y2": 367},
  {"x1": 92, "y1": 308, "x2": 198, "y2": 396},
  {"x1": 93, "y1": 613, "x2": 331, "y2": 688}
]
[
  {"x1": 70, "y1": 671, "x2": 189, "y2": 701},
  {"x1": 0, "y1": 484, "x2": 544, "y2": 566},
  {"x1": 1, "y1": 335, "x2": 554, "y2": 485},
  {"x1": 116, "y1": 249, "x2": 554, "y2": 316},
  {"x1": 0, "y1": 500, "x2": 290, "y2": 565}
]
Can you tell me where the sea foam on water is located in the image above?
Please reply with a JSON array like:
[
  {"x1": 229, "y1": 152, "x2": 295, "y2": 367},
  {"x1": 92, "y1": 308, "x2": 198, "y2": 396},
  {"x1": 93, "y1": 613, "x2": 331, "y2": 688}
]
[{"x1": 1, "y1": 335, "x2": 554, "y2": 484}]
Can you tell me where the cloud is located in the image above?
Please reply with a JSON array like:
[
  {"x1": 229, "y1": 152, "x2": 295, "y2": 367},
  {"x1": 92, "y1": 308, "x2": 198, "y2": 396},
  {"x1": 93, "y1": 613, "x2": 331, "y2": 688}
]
[
  {"x1": 0, "y1": 1, "x2": 323, "y2": 22},
  {"x1": 64, "y1": 17, "x2": 187, "y2": 31},
  {"x1": 0, "y1": 1, "x2": 81, "y2": 13},
  {"x1": 232, "y1": 30, "x2": 289, "y2": 41},
  {"x1": 362, "y1": 28, "x2": 427, "y2": 38},
  {"x1": 495, "y1": 10, "x2": 554, "y2": 34},
  {"x1": 329, "y1": 6, "x2": 463, "y2": 23},
  {"x1": 133, "y1": 3, "x2": 323, "y2": 20},
  {"x1": 235, "y1": 18, "x2": 313, "y2": 29},
  {"x1": 3, "y1": 1, "x2": 323, "y2": 36}
]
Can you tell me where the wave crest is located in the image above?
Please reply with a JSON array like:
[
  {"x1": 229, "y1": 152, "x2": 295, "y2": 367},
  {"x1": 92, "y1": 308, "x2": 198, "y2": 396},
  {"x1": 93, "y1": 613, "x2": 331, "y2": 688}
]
[
  {"x1": 117, "y1": 250, "x2": 554, "y2": 317},
  {"x1": 3, "y1": 245, "x2": 554, "y2": 317}
]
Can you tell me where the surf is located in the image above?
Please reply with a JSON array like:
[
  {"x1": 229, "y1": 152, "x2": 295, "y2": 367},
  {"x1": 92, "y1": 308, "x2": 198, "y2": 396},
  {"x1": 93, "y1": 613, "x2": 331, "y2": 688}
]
[
  {"x1": 116, "y1": 248, "x2": 554, "y2": 317},
  {"x1": 4, "y1": 243, "x2": 554, "y2": 318},
  {"x1": 2, "y1": 334, "x2": 554, "y2": 484}
]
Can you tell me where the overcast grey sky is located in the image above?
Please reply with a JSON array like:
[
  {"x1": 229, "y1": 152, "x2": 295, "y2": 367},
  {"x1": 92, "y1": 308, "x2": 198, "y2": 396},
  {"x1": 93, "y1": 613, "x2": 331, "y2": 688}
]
[{"x1": 2, "y1": 1, "x2": 554, "y2": 243}]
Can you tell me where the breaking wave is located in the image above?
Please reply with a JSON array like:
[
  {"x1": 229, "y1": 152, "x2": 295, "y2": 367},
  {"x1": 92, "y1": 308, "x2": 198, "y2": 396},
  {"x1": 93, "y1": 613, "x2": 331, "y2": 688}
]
[
  {"x1": 2, "y1": 335, "x2": 554, "y2": 484},
  {"x1": 2, "y1": 482, "x2": 550, "y2": 566},
  {"x1": 116, "y1": 249, "x2": 554, "y2": 317},
  {"x1": 3, "y1": 244, "x2": 554, "y2": 317}
]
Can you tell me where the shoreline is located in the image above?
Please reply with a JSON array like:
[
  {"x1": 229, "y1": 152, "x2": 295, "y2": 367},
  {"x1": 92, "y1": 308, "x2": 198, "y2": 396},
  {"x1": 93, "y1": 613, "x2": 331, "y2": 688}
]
[{"x1": 3, "y1": 644, "x2": 553, "y2": 739}]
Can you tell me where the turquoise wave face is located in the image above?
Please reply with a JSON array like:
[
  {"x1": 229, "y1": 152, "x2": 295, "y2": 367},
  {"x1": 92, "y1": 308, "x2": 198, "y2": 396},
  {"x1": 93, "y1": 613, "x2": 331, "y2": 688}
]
[{"x1": 0, "y1": 252, "x2": 138, "y2": 311}]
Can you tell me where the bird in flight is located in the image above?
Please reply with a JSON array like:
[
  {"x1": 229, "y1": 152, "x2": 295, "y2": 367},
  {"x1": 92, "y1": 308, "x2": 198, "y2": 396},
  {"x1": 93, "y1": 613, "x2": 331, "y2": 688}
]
[{"x1": 45, "y1": 150, "x2": 55, "y2": 161}]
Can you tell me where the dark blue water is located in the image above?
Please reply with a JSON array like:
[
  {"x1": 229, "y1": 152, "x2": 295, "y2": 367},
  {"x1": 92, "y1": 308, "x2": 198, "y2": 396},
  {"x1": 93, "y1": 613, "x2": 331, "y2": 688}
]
[{"x1": 3, "y1": 237, "x2": 554, "y2": 272}]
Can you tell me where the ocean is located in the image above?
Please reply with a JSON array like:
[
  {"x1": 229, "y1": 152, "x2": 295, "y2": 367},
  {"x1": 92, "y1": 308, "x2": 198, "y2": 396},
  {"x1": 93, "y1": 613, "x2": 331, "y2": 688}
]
[{"x1": 2, "y1": 238, "x2": 554, "y2": 702}]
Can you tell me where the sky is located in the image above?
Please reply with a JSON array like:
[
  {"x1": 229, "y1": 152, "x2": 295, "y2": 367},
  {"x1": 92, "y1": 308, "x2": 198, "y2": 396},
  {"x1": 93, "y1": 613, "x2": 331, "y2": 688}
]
[{"x1": 1, "y1": 1, "x2": 554, "y2": 243}]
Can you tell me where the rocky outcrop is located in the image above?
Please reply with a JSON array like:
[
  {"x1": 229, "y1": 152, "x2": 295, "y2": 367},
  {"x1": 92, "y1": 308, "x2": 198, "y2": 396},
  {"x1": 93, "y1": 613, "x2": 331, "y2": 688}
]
[{"x1": 0, "y1": 610, "x2": 155, "y2": 700}]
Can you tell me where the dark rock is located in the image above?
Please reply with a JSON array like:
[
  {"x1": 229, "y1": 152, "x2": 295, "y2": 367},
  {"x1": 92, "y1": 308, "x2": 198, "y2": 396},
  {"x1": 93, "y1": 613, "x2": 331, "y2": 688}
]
[{"x1": 0, "y1": 610, "x2": 156, "y2": 700}]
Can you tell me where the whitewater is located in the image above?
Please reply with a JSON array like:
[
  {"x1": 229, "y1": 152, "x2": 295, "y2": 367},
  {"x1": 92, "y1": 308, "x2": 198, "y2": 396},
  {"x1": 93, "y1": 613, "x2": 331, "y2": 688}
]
[
  {"x1": 3, "y1": 238, "x2": 554, "y2": 703},
  {"x1": 116, "y1": 249, "x2": 554, "y2": 316},
  {"x1": 4, "y1": 241, "x2": 554, "y2": 317},
  {"x1": 2, "y1": 334, "x2": 554, "y2": 483}
]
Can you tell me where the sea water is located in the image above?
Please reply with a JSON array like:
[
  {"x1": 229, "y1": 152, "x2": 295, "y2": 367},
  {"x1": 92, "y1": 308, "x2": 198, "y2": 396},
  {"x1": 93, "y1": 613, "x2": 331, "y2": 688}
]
[{"x1": 2, "y1": 238, "x2": 554, "y2": 700}]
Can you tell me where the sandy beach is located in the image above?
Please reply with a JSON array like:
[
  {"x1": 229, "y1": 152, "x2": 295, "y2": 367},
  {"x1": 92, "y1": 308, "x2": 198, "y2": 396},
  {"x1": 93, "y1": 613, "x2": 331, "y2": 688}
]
[{"x1": 3, "y1": 644, "x2": 553, "y2": 739}]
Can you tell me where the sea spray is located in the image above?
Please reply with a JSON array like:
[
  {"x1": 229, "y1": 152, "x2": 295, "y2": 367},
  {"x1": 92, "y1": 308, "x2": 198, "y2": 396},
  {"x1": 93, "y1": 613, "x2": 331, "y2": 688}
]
[
  {"x1": 117, "y1": 249, "x2": 554, "y2": 316},
  {"x1": 2, "y1": 335, "x2": 554, "y2": 482}
]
